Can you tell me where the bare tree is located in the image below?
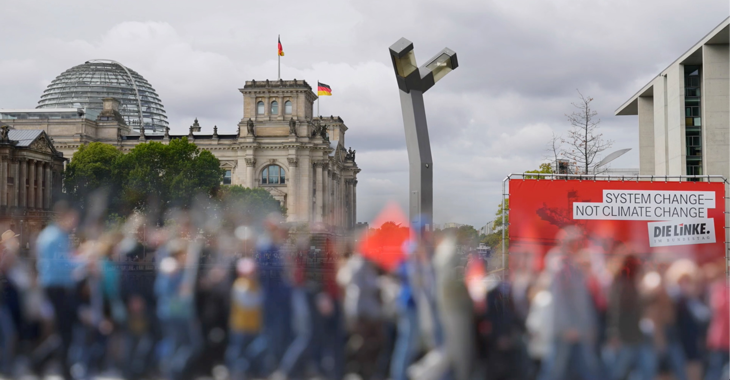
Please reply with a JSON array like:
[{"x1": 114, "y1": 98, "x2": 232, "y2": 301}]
[
  {"x1": 563, "y1": 90, "x2": 613, "y2": 174},
  {"x1": 546, "y1": 132, "x2": 564, "y2": 173}
]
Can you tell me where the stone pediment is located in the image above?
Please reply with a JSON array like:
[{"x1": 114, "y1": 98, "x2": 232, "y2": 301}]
[{"x1": 28, "y1": 133, "x2": 58, "y2": 155}]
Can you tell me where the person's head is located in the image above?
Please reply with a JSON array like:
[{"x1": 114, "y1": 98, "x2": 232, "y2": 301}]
[
  {"x1": 124, "y1": 212, "x2": 146, "y2": 240},
  {"x1": 0, "y1": 230, "x2": 20, "y2": 253},
  {"x1": 556, "y1": 225, "x2": 583, "y2": 255},
  {"x1": 53, "y1": 201, "x2": 80, "y2": 233},
  {"x1": 666, "y1": 259, "x2": 699, "y2": 296},
  {"x1": 236, "y1": 257, "x2": 257, "y2": 279},
  {"x1": 617, "y1": 255, "x2": 642, "y2": 281},
  {"x1": 160, "y1": 239, "x2": 187, "y2": 274},
  {"x1": 703, "y1": 258, "x2": 725, "y2": 283}
]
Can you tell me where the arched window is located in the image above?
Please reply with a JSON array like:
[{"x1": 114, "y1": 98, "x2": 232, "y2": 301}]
[
  {"x1": 270, "y1": 101, "x2": 279, "y2": 115},
  {"x1": 261, "y1": 164, "x2": 286, "y2": 185},
  {"x1": 284, "y1": 100, "x2": 292, "y2": 114},
  {"x1": 257, "y1": 101, "x2": 264, "y2": 115}
]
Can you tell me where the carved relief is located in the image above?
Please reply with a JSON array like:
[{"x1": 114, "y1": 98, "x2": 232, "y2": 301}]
[
  {"x1": 245, "y1": 158, "x2": 256, "y2": 167},
  {"x1": 29, "y1": 136, "x2": 53, "y2": 154},
  {"x1": 287, "y1": 158, "x2": 299, "y2": 167}
]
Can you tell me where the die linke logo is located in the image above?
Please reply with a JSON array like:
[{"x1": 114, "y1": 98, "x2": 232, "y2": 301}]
[
  {"x1": 647, "y1": 220, "x2": 715, "y2": 247},
  {"x1": 573, "y1": 190, "x2": 717, "y2": 247}
]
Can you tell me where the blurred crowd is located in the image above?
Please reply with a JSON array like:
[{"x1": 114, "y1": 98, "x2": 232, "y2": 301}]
[{"x1": 0, "y1": 202, "x2": 727, "y2": 380}]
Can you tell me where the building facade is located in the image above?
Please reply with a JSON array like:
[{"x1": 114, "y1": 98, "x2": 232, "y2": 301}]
[
  {"x1": 0, "y1": 127, "x2": 66, "y2": 249},
  {"x1": 616, "y1": 18, "x2": 729, "y2": 179},
  {"x1": 1, "y1": 79, "x2": 360, "y2": 230}
]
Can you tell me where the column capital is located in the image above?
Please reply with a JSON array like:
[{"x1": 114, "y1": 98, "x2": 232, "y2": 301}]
[
  {"x1": 313, "y1": 160, "x2": 328, "y2": 169},
  {"x1": 245, "y1": 158, "x2": 256, "y2": 167},
  {"x1": 287, "y1": 157, "x2": 299, "y2": 167}
]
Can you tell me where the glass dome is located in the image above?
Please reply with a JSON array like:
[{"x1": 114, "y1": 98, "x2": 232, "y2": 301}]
[{"x1": 37, "y1": 59, "x2": 168, "y2": 133}]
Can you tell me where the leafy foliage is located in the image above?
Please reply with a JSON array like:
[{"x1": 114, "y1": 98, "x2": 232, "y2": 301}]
[
  {"x1": 524, "y1": 162, "x2": 554, "y2": 179},
  {"x1": 64, "y1": 138, "x2": 224, "y2": 214},
  {"x1": 442, "y1": 225, "x2": 481, "y2": 248},
  {"x1": 218, "y1": 185, "x2": 285, "y2": 225},
  {"x1": 64, "y1": 142, "x2": 124, "y2": 207},
  {"x1": 485, "y1": 199, "x2": 509, "y2": 252}
]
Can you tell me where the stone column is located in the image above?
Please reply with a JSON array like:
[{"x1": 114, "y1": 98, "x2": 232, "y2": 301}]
[
  {"x1": 286, "y1": 158, "x2": 298, "y2": 222},
  {"x1": 351, "y1": 179, "x2": 357, "y2": 226},
  {"x1": 245, "y1": 158, "x2": 256, "y2": 188},
  {"x1": 36, "y1": 162, "x2": 44, "y2": 209},
  {"x1": 18, "y1": 159, "x2": 26, "y2": 208},
  {"x1": 350, "y1": 180, "x2": 356, "y2": 228},
  {"x1": 328, "y1": 171, "x2": 334, "y2": 226},
  {"x1": 314, "y1": 161, "x2": 324, "y2": 222},
  {"x1": 347, "y1": 179, "x2": 354, "y2": 229},
  {"x1": 12, "y1": 160, "x2": 19, "y2": 207},
  {"x1": 339, "y1": 176, "x2": 344, "y2": 227},
  {"x1": 0, "y1": 156, "x2": 7, "y2": 207},
  {"x1": 323, "y1": 169, "x2": 329, "y2": 224},
  {"x1": 45, "y1": 165, "x2": 52, "y2": 209},
  {"x1": 27, "y1": 160, "x2": 35, "y2": 209},
  {"x1": 299, "y1": 155, "x2": 312, "y2": 222},
  {"x1": 332, "y1": 172, "x2": 337, "y2": 226}
]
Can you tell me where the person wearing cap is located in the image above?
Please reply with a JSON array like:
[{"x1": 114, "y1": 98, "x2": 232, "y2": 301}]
[
  {"x1": 226, "y1": 257, "x2": 264, "y2": 380},
  {"x1": 35, "y1": 201, "x2": 81, "y2": 380},
  {"x1": 0, "y1": 229, "x2": 19, "y2": 376}
]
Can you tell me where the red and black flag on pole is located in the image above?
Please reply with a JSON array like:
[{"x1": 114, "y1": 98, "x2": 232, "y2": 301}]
[
  {"x1": 278, "y1": 36, "x2": 284, "y2": 56},
  {"x1": 317, "y1": 82, "x2": 332, "y2": 96}
]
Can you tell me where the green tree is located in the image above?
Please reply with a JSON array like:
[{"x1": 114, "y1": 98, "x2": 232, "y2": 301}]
[
  {"x1": 490, "y1": 199, "x2": 509, "y2": 251},
  {"x1": 115, "y1": 137, "x2": 224, "y2": 211},
  {"x1": 218, "y1": 185, "x2": 285, "y2": 225},
  {"x1": 456, "y1": 225, "x2": 480, "y2": 248},
  {"x1": 524, "y1": 162, "x2": 554, "y2": 179},
  {"x1": 63, "y1": 142, "x2": 124, "y2": 207}
]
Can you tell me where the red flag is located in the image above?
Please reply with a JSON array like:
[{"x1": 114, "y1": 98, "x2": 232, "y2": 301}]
[{"x1": 357, "y1": 202, "x2": 411, "y2": 272}]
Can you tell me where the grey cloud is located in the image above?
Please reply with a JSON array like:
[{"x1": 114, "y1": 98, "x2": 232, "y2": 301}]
[{"x1": 0, "y1": 0, "x2": 725, "y2": 227}]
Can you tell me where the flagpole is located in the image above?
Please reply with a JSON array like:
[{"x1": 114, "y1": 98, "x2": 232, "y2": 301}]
[
  {"x1": 317, "y1": 80, "x2": 320, "y2": 117},
  {"x1": 278, "y1": 35, "x2": 281, "y2": 80}
]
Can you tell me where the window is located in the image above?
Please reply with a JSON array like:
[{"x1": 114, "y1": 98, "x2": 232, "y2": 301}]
[
  {"x1": 285, "y1": 100, "x2": 292, "y2": 114},
  {"x1": 261, "y1": 164, "x2": 286, "y2": 185},
  {"x1": 686, "y1": 131, "x2": 702, "y2": 157},
  {"x1": 684, "y1": 65, "x2": 702, "y2": 177},
  {"x1": 257, "y1": 101, "x2": 264, "y2": 115},
  {"x1": 270, "y1": 101, "x2": 279, "y2": 115},
  {"x1": 223, "y1": 170, "x2": 232, "y2": 185}
]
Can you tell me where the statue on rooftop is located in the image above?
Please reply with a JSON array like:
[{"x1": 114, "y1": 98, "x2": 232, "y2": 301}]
[
  {"x1": 247, "y1": 118, "x2": 255, "y2": 137},
  {"x1": 289, "y1": 118, "x2": 297, "y2": 136}
]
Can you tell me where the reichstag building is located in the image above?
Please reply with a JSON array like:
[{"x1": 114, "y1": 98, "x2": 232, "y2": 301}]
[{"x1": 0, "y1": 60, "x2": 360, "y2": 230}]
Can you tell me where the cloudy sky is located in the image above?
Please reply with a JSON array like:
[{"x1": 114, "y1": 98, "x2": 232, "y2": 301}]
[{"x1": 0, "y1": 0, "x2": 727, "y2": 227}]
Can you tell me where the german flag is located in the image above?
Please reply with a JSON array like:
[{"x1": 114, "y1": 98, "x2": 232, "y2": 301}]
[
  {"x1": 278, "y1": 36, "x2": 284, "y2": 56},
  {"x1": 317, "y1": 82, "x2": 332, "y2": 96}
]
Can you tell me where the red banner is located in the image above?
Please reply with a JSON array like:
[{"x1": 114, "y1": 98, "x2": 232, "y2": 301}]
[{"x1": 508, "y1": 179, "x2": 726, "y2": 269}]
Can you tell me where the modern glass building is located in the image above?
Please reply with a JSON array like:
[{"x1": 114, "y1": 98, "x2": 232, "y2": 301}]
[{"x1": 36, "y1": 59, "x2": 168, "y2": 133}]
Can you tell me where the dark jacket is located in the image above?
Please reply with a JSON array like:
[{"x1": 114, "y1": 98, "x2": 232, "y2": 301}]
[{"x1": 607, "y1": 277, "x2": 644, "y2": 344}]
